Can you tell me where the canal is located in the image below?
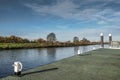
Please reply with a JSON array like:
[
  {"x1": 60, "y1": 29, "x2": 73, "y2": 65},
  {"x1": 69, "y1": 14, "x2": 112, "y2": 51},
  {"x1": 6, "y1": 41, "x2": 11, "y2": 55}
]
[{"x1": 0, "y1": 45, "x2": 108, "y2": 78}]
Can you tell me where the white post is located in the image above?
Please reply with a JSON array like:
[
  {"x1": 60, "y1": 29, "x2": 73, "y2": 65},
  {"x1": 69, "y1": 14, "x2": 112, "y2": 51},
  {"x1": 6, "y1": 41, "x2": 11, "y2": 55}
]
[
  {"x1": 12, "y1": 61, "x2": 23, "y2": 76},
  {"x1": 78, "y1": 50, "x2": 80, "y2": 55},
  {"x1": 78, "y1": 50, "x2": 82, "y2": 55},
  {"x1": 93, "y1": 47, "x2": 95, "y2": 50}
]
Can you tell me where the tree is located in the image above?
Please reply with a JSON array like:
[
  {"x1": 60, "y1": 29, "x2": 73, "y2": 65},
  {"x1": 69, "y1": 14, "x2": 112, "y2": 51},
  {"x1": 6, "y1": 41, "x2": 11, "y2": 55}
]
[
  {"x1": 73, "y1": 36, "x2": 79, "y2": 44},
  {"x1": 36, "y1": 38, "x2": 46, "y2": 43},
  {"x1": 0, "y1": 36, "x2": 4, "y2": 43},
  {"x1": 47, "y1": 32, "x2": 57, "y2": 42},
  {"x1": 9, "y1": 35, "x2": 17, "y2": 43},
  {"x1": 0, "y1": 35, "x2": 30, "y2": 43},
  {"x1": 80, "y1": 38, "x2": 90, "y2": 45},
  {"x1": 23, "y1": 39, "x2": 30, "y2": 43}
]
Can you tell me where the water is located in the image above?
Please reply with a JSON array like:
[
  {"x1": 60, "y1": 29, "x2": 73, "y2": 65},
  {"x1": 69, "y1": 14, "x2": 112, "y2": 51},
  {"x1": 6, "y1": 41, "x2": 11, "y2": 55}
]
[{"x1": 0, "y1": 45, "x2": 108, "y2": 78}]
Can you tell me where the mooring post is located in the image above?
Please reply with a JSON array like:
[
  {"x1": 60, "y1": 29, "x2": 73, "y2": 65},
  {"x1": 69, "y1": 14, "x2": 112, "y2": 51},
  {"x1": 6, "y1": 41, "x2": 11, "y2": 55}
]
[
  {"x1": 12, "y1": 61, "x2": 23, "y2": 76},
  {"x1": 109, "y1": 34, "x2": 112, "y2": 48},
  {"x1": 78, "y1": 49, "x2": 82, "y2": 55},
  {"x1": 78, "y1": 50, "x2": 80, "y2": 55},
  {"x1": 100, "y1": 33, "x2": 104, "y2": 48}
]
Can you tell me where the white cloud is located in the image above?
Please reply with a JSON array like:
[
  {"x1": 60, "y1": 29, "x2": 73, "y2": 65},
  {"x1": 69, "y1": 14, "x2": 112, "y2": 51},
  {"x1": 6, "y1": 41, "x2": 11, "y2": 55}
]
[
  {"x1": 25, "y1": 0, "x2": 120, "y2": 24},
  {"x1": 97, "y1": 21, "x2": 106, "y2": 25},
  {"x1": 25, "y1": 0, "x2": 79, "y2": 19},
  {"x1": 25, "y1": 1, "x2": 101, "y2": 21},
  {"x1": 23, "y1": 0, "x2": 120, "y2": 41}
]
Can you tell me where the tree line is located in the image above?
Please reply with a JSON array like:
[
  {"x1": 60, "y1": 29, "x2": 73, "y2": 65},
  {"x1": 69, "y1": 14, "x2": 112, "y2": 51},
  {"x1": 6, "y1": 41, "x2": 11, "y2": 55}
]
[
  {"x1": 0, "y1": 35, "x2": 30, "y2": 43},
  {"x1": 0, "y1": 33, "x2": 91, "y2": 45}
]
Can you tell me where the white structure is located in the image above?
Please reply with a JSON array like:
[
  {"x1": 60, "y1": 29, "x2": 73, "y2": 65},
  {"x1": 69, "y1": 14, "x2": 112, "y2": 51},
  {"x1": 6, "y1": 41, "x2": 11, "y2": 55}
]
[
  {"x1": 111, "y1": 41, "x2": 120, "y2": 49},
  {"x1": 109, "y1": 34, "x2": 112, "y2": 37},
  {"x1": 12, "y1": 61, "x2": 23, "y2": 76},
  {"x1": 100, "y1": 33, "x2": 103, "y2": 36},
  {"x1": 98, "y1": 33, "x2": 120, "y2": 49},
  {"x1": 108, "y1": 34, "x2": 120, "y2": 49},
  {"x1": 93, "y1": 47, "x2": 95, "y2": 50},
  {"x1": 78, "y1": 50, "x2": 82, "y2": 55}
]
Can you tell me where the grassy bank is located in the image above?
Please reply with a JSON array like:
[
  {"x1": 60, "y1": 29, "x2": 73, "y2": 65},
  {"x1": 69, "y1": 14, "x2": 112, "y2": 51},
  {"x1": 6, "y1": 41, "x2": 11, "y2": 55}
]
[
  {"x1": 0, "y1": 43, "x2": 93, "y2": 50},
  {"x1": 0, "y1": 43, "x2": 46, "y2": 49},
  {"x1": 1, "y1": 49, "x2": 120, "y2": 80}
]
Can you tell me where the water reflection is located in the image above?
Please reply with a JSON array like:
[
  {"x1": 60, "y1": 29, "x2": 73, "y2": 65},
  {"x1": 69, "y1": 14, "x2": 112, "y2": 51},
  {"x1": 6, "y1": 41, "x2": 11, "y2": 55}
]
[
  {"x1": 47, "y1": 48, "x2": 56, "y2": 61},
  {"x1": 81, "y1": 46, "x2": 88, "y2": 53},
  {"x1": 74, "y1": 47, "x2": 79, "y2": 54}
]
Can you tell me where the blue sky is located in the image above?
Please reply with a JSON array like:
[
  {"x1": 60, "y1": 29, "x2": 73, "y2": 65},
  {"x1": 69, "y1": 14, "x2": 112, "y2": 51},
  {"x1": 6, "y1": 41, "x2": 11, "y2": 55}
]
[{"x1": 0, "y1": 0, "x2": 120, "y2": 41}]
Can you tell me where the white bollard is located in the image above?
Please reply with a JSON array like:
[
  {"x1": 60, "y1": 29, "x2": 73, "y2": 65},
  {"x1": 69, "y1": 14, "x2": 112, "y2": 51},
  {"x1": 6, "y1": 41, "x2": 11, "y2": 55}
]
[
  {"x1": 93, "y1": 47, "x2": 95, "y2": 50},
  {"x1": 78, "y1": 50, "x2": 82, "y2": 55},
  {"x1": 78, "y1": 50, "x2": 80, "y2": 55},
  {"x1": 12, "y1": 61, "x2": 23, "y2": 76}
]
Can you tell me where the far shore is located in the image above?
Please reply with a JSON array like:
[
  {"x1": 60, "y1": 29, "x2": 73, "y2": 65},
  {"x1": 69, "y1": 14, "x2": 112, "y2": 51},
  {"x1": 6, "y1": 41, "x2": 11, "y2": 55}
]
[{"x1": 0, "y1": 43, "x2": 108, "y2": 50}]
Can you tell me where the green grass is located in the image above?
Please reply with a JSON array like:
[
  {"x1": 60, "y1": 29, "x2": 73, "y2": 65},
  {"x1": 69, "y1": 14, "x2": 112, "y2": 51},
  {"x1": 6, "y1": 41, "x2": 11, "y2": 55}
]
[
  {"x1": 0, "y1": 43, "x2": 95, "y2": 50},
  {"x1": 0, "y1": 49, "x2": 120, "y2": 80},
  {"x1": 0, "y1": 43, "x2": 46, "y2": 49},
  {"x1": 0, "y1": 43, "x2": 70, "y2": 49}
]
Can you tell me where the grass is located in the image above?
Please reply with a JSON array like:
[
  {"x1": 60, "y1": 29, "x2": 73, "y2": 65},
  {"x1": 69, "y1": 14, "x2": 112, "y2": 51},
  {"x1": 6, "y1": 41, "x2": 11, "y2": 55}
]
[
  {"x1": 0, "y1": 49, "x2": 120, "y2": 80},
  {"x1": 0, "y1": 43, "x2": 47, "y2": 49},
  {"x1": 0, "y1": 43, "x2": 68, "y2": 49},
  {"x1": 0, "y1": 43, "x2": 96, "y2": 50}
]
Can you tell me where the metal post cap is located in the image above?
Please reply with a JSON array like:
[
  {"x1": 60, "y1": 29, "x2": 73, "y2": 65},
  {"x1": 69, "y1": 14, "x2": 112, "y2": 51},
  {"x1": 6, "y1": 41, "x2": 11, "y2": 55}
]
[
  {"x1": 109, "y1": 34, "x2": 112, "y2": 36},
  {"x1": 100, "y1": 33, "x2": 103, "y2": 36}
]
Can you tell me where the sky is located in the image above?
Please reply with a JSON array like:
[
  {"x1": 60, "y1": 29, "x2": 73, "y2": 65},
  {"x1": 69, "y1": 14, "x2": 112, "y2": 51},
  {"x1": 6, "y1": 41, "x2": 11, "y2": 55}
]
[{"x1": 0, "y1": 0, "x2": 120, "y2": 41}]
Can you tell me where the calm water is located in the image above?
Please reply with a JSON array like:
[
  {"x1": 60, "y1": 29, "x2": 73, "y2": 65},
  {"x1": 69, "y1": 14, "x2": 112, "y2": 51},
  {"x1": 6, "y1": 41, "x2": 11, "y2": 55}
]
[{"x1": 0, "y1": 45, "x2": 108, "y2": 78}]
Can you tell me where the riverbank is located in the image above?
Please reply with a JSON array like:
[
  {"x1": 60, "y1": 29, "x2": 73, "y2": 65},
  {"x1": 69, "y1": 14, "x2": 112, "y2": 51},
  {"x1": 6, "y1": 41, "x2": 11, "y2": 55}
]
[
  {"x1": 0, "y1": 43, "x2": 96, "y2": 50},
  {"x1": 1, "y1": 48, "x2": 120, "y2": 80}
]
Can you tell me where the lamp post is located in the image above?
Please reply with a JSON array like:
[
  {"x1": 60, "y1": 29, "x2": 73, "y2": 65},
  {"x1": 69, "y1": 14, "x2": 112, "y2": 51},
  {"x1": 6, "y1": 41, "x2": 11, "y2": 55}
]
[
  {"x1": 109, "y1": 34, "x2": 112, "y2": 48},
  {"x1": 100, "y1": 33, "x2": 104, "y2": 48}
]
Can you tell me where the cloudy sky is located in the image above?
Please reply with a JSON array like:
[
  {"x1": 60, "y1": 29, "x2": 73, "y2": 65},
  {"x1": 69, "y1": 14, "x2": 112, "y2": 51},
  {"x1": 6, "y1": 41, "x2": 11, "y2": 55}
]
[{"x1": 0, "y1": 0, "x2": 120, "y2": 41}]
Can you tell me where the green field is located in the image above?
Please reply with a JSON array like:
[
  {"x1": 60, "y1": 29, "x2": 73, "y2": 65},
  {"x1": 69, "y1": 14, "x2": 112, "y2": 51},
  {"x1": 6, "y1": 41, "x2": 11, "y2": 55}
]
[{"x1": 0, "y1": 49, "x2": 120, "y2": 80}]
